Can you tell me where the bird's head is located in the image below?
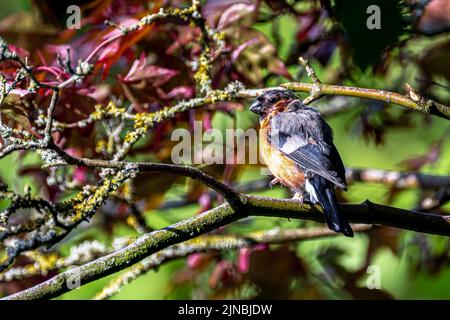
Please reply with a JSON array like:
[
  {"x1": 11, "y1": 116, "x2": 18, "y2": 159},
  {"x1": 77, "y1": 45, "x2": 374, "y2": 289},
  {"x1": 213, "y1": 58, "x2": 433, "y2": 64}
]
[{"x1": 249, "y1": 89, "x2": 298, "y2": 117}]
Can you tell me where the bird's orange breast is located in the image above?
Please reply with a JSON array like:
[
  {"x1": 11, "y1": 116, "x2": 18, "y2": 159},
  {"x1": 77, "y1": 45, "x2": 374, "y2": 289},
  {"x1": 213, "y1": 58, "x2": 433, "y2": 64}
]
[{"x1": 259, "y1": 126, "x2": 305, "y2": 192}]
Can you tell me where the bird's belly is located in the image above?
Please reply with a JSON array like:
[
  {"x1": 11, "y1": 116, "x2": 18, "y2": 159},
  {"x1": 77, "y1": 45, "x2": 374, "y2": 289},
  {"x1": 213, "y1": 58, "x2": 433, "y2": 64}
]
[{"x1": 259, "y1": 128, "x2": 305, "y2": 191}]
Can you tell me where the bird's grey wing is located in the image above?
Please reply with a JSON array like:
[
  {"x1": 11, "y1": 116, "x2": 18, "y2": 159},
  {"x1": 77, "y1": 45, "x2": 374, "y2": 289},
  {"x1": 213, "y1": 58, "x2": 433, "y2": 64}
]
[{"x1": 269, "y1": 108, "x2": 347, "y2": 190}]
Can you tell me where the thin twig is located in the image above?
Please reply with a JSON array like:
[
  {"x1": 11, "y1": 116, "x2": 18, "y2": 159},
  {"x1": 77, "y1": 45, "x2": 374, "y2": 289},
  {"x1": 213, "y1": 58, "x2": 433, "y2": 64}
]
[{"x1": 299, "y1": 56, "x2": 322, "y2": 105}]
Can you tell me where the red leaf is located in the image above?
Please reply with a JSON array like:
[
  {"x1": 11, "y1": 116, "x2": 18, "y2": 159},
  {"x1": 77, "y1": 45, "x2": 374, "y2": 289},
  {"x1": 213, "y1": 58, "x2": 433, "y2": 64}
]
[
  {"x1": 217, "y1": 2, "x2": 255, "y2": 30},
  {"x1": 231, "y1": 38, "x2": 258, "y2": 62},
  {"x1": 157, "y1": 86, "x2": 195, "y2": 100},
  {"x1": 97, "y1": 40, "x2": 120, "y2": 62},
  {"x1": 418, "y1": 0, "x2": 450, "y2": 35},
  {"x1": 95, "y1": 9, "x2": 160, "y2": 78},
  {"x1": 121, "y1": 53, "x2": 178, "y2": 85},
  {"x1": 268, "y1": 59, "x2": 293, "y2": 80},
  {"x1": 203, "y1": 0, "x2": 254, "y2": 29},
  {"x1": 209, "y1": 260, "x2": 240, "y2": 289}
]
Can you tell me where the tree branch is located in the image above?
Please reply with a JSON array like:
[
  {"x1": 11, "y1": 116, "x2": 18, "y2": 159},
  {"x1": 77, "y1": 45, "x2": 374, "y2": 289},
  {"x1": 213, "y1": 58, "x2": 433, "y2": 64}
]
[
  {"x1": 94, "y1": 224, "x2": 373, "y2": 300},
  {"x1": 345, "y1": 168, "x2": 450, "y2": 189},
  {"x1": 0, "y1": 224, "x2": 372, "y2": 286},
  {"x1": 3, "y1": 195, "x2": 449, "y2": 300},
  {"x1": 281, "y1": 82, "x2": 450, "y2": 120},
  {"x1": 158, "y1": 168, "x2": 450, "y2": 210},
  {"x1": 48, "y1": 147, "x2": 242, "y2": 205}
]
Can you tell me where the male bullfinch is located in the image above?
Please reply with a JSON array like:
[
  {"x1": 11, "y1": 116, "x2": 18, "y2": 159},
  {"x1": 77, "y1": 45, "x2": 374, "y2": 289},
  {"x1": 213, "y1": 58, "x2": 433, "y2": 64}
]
[{"x1": 250, "y1": 89, "x2": 354, "y2": 237}]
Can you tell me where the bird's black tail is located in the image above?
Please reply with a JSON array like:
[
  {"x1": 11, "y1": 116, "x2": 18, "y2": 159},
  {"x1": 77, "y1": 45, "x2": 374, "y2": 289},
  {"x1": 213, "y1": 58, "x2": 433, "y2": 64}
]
[{"x1": 310, "y1": 176, "x2": 354, "y2": 237}]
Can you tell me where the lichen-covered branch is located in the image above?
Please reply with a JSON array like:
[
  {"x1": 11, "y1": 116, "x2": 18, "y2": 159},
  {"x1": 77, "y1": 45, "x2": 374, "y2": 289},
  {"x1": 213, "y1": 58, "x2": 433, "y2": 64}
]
[
  {"x1": 94, "y1": 224, "x2": 372, "y2": 300},
  {"x1": 281, "y1": 82, "x2": 450, "y2": 120},
  {"x1": 0, "y1": 167, "x2": 135, "y2": 273},
  {"x1": 0, "y1": 238, "x2": 131, "y2": 282},
  {"x1": 158, "y1": 168, "x2": 450, "y2": 210},
  {"x1": 3, "y1": 196, "x2": 450, "y2": 300}
]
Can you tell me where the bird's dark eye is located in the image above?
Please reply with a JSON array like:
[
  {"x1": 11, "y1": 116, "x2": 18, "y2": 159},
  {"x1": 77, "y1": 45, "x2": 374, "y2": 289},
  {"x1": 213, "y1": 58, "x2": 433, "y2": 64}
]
[{"x1": 268, "y1": 96, "x2": 277, "y2": 103}]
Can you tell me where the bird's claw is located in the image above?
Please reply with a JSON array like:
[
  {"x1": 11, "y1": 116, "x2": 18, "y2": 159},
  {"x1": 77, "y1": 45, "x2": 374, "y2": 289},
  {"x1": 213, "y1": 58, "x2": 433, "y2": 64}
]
[{"x1": 269, "y1": 178, "x2": 280, "y2": 188}]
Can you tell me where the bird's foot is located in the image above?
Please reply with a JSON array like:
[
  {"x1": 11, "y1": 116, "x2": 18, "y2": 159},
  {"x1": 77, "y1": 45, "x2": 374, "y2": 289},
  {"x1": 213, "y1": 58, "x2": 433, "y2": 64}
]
[
  {"x1": 292, "y1": 192, "x2": 304, "y2": 204},
  {"x1": 269, "y1": 178, "x2": 280, "y2": 188}
]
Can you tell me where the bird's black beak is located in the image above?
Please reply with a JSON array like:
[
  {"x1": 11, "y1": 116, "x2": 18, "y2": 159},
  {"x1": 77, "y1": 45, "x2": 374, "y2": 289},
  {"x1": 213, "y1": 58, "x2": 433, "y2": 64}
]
[{"x1": 249, "y1": 101, "x2": 262, "y2": 114}]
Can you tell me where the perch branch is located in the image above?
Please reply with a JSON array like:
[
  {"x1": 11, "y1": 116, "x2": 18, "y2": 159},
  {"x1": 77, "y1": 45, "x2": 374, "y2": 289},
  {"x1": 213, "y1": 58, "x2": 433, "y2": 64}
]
[
  {"x1": 281, "y1": 82, "x2": 450, "y2": 119},
  {"x1": 3, "y1": 195, "x2": 450, "y2": 300}
]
